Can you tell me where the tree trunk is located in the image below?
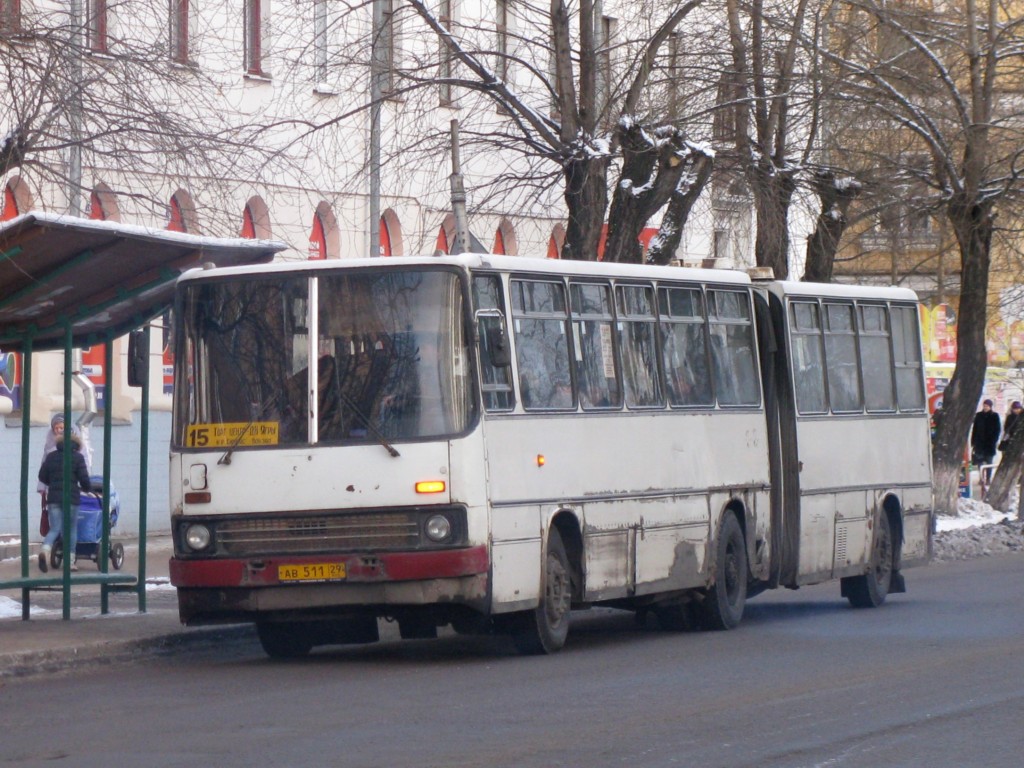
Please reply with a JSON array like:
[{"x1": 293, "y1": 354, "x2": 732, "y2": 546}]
[
  {"x1": 561, "y1": 155, "x2": 609, "y2": 260},
  {"x1": 802, "y1": 170, "x2": 861, "y2": 283},
  {"x1": 931, "y1": 195, "x2": 994, "y2": 515},
  {"x1": 751, "y1": 162, "x2": 797, "y2": 279},
  {"x1": 604, "y1": 123, "x2": 693, "y2": 264},
  {"x1": 647, "y1": 151, "x2": 713, "y2": 266},
  {"x1": 986, "y1": 429, "x2": 1023, "y2": 511}
]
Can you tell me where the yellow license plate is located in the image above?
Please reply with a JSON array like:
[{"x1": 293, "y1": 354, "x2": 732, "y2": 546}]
[{"x1": 278, "y1": 562, "x2": 346, "y2": 582}]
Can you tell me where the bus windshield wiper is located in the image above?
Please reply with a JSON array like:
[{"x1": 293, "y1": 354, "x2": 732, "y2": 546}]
[
  {"x1": 218, "y1": 391, "x2": 278, "y2": 466},
  {"x1": 219, "y1": 387, "x2": 400, "y2": 464},
  {"x1": 339, "y1": 391, "x2": 400, "y2": 458}
]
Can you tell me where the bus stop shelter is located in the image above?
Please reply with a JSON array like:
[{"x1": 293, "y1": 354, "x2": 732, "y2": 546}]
[{"x1": 0, "y1": 212, "x2": 283, "y2": 619}]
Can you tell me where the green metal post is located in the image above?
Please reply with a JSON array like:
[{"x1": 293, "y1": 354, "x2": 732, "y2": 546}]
[
  {"x1": 19, "y1": 338, "x2": 33, "y2": 620},
  {"x1": 100, "y1": 335, "x2": 113, "y2": 613},
  {"x1": 137, "y1": 324, "x2": 150, "y2": 613},
  {"x1": 61, "y1": 326, "x2": 73, "y2": 620}
]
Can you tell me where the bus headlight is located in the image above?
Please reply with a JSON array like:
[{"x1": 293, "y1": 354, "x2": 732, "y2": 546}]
[
  {"x1": 425, "y1": 515, "x2": 452, "y2": 542},
  {"x1": 184, "y1": 524, "x2": 212, "y2": 552}
]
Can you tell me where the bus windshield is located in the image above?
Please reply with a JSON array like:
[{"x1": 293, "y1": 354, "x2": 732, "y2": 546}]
[{"x1": 173, "y1": 268, "x2": 474, "y2": 449}]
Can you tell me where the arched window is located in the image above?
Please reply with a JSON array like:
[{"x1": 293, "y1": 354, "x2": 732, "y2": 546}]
[
  {"x1": 435, "y1": 213, "x2": 458, "y2": 254},
  {"x1": 2, "y1": 184, "x2": 19, "y2": 221},
  {"x1": 309, "y1": 211, "x2": 326, "y2": 259},
  {"x1": 240, "y1": 196, "x2": 271, "y2": 239},
  {"x1": 435, "y1": 225, "x2": 450, "y2": 254},
  {"x1": 2, "y1": 176, "x2": 32, "y2": 221},
  {"x1": 241, "y1": 205, "x2": 256, "y2": 238},
  {"x1": 547, "y1": 223, "x2": 566, "y2": 259},
  {"x1": 493, "y1": 218, "x2": 517, "y2": 255},
  {"x1": 168, "y1": 196, "x2": 185, "y2": 232},
  {"x1": 596, "y1": 223, "x2": 608, "y2": 261},
  {"x1": 88, "y1": 183, "x2": 120, "y2": 221},
  {"x1": 380, "y1": 217, "x2": 392, "y2": 256},
  {"x1": 380, "y1": 208, "x2": 403, "y2": 256},
  {"x1": 89, "y1": 191, "x2": 106, "y2": 220},
  {"x1": 166, "y1": 189, "x2": 197, "y2": 233}
]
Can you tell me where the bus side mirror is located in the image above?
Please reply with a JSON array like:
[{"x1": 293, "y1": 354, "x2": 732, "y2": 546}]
[
  {"x1": 127, "y1": 330, "x2": 148, "y2": 387},
  {"x1": 486, "y1": 325, "x2": 512, "y2": 368}
]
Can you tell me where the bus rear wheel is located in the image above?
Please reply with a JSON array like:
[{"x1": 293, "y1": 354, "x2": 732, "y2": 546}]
[
  {"x1": 843, "y1": 512, "x2": 894, "y2": 608},
  {"x1": 256, "y1": 622, "x2": 314, "y2": 659},
  {"x1": 699, "y1": 513, "x2": 747, "y2": 631},
  {"x1": 512, "y1": 528, "x2": 572, "y2": 655}
]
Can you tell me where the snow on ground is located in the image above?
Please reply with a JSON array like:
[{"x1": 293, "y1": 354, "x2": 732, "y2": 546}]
[
  {"x1": 933, "y1": 498, "x2": 1024, "y2": 561},
  {"x1": 0, "y1": 596, "x2": 56, "y2": 619},
  {"x1": 936, "y1": 498, "x2": 1012, "y2": 531},
  {"x1": 0, "y1": 573, "x2": 176, "y2": 619}
]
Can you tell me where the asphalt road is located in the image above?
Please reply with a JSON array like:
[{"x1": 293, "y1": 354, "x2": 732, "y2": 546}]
[{"x1": 2, "y1": 554, "x2": 1022, "y2": 768}]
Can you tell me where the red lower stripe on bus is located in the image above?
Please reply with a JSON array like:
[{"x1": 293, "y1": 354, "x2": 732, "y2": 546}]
[{"x1": 169, "y1": 545, "x2": 489, "y2": 588}]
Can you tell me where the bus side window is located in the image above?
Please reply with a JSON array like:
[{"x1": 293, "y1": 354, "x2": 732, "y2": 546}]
[
  {"x1": 708, "y1": 290, "x2": 760, "y2": 406},
  {"x1": 570, "y1": 281, "x2": 621, "y2": 410},
  {"x1": 891, "y1": 305, "x2": 925, "y2": 411},
  {"x1": 824, "y1": 302, "x2": 862, "y2": 412},
  {"x1": 617, "y1": 284, "x2": 663, "y2": 408},
  {"x1": 473, "y1": 275, "x2": 515, "y2": 411},
  {"x1": 659, "y1": 286, "x2": 713, "y2": 407},
  {"x1": 511, "y1": 278, "x2": 573, "y2": 410},
  {"x1": 859, "y1": 304, "x2": 896, "y2": 412},
  {"x1": 789, "y1": 300, "x2": 827, "y2": 414}
]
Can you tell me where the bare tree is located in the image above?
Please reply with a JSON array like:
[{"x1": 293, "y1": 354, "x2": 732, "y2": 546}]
[
  {"x1": 802, "y1": 169, "x2": 861, "y2": 281},
  {"x1": 391, "y1": 0, "x2": 714, "y2": 262},
  {"x1": 721, "y1": 0, "x2": 818, "y2": 280},
  {"x1": 825, "y1": 0, "x2": 1024, "y2": 514}
]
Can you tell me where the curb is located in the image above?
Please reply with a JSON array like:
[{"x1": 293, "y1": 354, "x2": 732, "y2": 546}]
[
  {"x1": 0, "y1": 540, "x2": 40, "y2": 562},
  {"x1": 0, "y1": 624, "x2": 256, "y2": 681}
]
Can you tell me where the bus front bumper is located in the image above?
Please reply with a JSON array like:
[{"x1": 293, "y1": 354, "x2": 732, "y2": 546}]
[{"x1": 170, "y1": 545, "x2": 491, "y2": 624}]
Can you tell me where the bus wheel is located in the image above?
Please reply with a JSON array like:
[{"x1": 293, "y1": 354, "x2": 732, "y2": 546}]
[
  {"x1": 655, "y1": 603, "x2": 698, "y2": 632},
  {"x1": 512, "y1": 528, "x2": 572, "y2": 655},
  {"x1": 257, "y1": 622, "x2": 314, "y2": 659},
  {"x1": 700, "y1": 513, "x2": 747, "y2": 631},
  {"x1": 843, "y1": 513, "x2": 894, "y2": 608}
]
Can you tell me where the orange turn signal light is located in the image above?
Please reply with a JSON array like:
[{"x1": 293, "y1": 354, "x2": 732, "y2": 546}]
[
  {"x1": 537, "y1": 454, "x2": 546, "y2": 467},
  {"x1": 415, "y1": 480, "x2": 446, "y2": 494}
]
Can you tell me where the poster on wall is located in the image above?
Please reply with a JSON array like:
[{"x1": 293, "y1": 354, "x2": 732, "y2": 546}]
[
  {"x1": 927, "y1": 304, "x2": 958, "y2": 362},
  {"x1": 0, "y1": 349, "x2": 21, "y2": 410},
  {"x1": 80, "y1": 344, "x2": 107, "y2": 409}
]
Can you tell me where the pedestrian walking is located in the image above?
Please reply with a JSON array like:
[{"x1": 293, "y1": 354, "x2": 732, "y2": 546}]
[{"x1": 37, "y1": 425, "x2": 91, "y2": 572}]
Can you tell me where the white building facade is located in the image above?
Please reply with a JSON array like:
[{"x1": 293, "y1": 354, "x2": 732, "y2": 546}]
[{"x1": 1, "y1": 0, "x2": 816, "y2": 535}]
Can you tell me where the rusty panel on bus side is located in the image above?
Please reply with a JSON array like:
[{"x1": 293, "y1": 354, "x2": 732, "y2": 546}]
[{"x1": 481, "y1": 409, "x2": 770, "y2": 606}]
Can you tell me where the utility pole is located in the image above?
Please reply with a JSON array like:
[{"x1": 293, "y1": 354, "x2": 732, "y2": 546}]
[
  {"x1": 449, "y1": 119, "x2": 471, "y2": 254},
  {"x1": 68, "y1": 0, "x2": 84, "y2": 216},
  {"x1": 369, "y1": 0, "x2": 385, "y2": 257}
]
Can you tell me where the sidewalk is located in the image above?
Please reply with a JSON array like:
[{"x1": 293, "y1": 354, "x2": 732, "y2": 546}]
[{"x1": 0, "y1": 533, "x2": 252, "y2": 680}]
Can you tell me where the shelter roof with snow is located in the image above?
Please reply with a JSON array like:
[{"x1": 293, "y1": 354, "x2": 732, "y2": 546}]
[{"x1": 0, "y1": 212, "x2": 284, "y2": 351}]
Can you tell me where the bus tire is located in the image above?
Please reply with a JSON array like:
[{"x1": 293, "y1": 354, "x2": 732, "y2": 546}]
[
  {"x1": 843, "y1": 512, "x2": 894, "y2": 608},
  {"x1": 257, "y1": 622, "x2": 314, "y2": 659},
  {"x1": 700, "y1": 512, "x2": 747, "y2": 631},
  {"x1": 512, "y1": 528, "x2": 572, "y2": 655},
  {"x1": 655, "y1": 603, "x2": 699, "y2": 632}
]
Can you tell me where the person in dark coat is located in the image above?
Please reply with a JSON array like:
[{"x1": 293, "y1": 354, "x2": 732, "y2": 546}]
[
  {"x1": 1000, "y1": 401, "x2": 1023, "y2": 451},
  {"x1": 971, "y1": 399, "x2": 1001, "y2": 466},
  {"x1": 37, "y1": 426, "x2": 91, "y2": 572}
]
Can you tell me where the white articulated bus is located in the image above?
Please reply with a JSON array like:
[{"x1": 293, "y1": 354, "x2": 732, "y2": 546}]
[{"x1": 167, "y1": 255, "x2": 932, "y2": 657}]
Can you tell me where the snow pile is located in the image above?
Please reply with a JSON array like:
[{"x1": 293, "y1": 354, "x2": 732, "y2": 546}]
[
  {"x1": 0, "y1": 595, "x2": 55, "y2": 619},
  {"x1": 933, "y1": 498, "x2": 1024, "y2": 561}
]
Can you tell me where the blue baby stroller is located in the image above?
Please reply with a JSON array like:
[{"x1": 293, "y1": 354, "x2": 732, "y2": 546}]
[{"x1": 51, "y1": 475, "x2": 125, "y2": 570}]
